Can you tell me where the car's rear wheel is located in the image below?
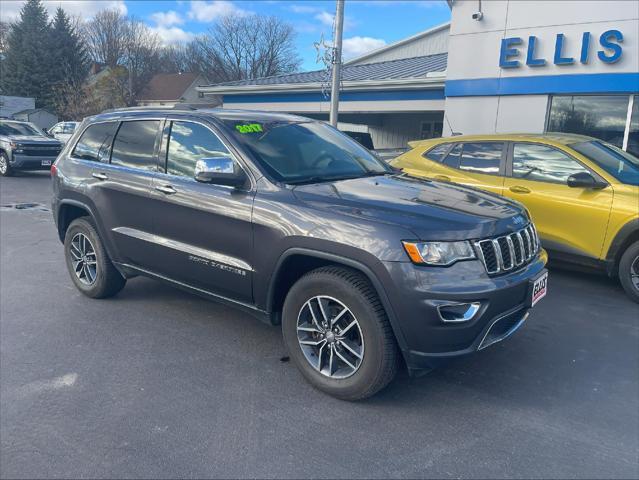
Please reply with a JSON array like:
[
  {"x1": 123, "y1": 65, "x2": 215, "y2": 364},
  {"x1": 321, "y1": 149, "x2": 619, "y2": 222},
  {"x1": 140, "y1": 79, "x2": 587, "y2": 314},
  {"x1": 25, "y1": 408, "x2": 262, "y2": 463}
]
[
  {"x1": 0, "y1": 152, "x2": 13, "y2": 177},
  {"x1": 282, "y1": 266, "x2": 399, "y2": 400},
  {"x1": 64, "y1": 217, "x2": 126, "y2": 298},
  {"x1": 619, "y1": 241, "x2": 639, "y2": 304}
]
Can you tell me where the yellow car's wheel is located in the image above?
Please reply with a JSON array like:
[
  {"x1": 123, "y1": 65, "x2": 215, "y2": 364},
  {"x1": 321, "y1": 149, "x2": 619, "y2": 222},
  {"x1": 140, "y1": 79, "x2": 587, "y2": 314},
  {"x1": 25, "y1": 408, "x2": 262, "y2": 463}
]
[{"x1": 619, "y1": 241, "x2": 639, "y2": 304}]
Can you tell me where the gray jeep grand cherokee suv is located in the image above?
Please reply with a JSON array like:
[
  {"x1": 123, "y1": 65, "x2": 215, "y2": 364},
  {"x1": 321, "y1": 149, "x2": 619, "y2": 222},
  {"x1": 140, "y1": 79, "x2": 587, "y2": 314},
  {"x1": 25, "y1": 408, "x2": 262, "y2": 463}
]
[{"x1": 52, "y1": 108, "x2": 548, "y2": 400}]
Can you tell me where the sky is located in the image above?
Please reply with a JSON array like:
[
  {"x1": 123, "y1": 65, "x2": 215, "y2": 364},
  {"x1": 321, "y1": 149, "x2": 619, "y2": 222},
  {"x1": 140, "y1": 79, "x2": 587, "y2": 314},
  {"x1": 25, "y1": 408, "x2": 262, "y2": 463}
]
[{"x1": 1, "y1": 0, "x2": 451, "y2": 71}]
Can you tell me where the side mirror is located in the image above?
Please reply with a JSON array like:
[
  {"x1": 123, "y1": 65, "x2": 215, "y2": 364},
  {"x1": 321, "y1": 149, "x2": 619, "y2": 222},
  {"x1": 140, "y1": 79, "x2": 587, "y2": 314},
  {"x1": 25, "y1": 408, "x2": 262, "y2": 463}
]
[
  {"x1": 194, "y1": 156, "x2": 247, "y2": 188},
  {"x1": 567, "y1": 172, "x2": 607, "y2": 189}
]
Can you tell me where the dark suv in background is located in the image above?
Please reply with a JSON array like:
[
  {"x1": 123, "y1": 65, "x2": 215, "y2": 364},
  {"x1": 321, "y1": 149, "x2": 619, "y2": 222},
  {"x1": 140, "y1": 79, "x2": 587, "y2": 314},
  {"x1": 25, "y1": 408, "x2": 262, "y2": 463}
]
[
  {"x1": 51, "y1": 108, "x2": 548, "y2": 400},
  {"x1": 0, "y1": 119, "x2": 63, "y2": 176}
]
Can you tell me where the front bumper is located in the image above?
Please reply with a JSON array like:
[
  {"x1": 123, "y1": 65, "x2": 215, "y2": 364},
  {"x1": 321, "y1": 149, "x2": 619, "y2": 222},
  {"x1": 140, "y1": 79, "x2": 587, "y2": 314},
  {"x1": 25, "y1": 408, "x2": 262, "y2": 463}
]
[
  {"x1": 10, "y1": 154, "x2": 56, "y2": 170},
  {"x1": 382, "y1": 250, "x2": 548, "y2": 373}
]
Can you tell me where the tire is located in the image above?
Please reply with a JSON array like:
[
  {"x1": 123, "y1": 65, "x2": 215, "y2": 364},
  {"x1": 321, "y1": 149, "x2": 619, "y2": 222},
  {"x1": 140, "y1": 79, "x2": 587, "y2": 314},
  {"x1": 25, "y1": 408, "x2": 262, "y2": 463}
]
[
  {"x1": 0, "y1": 152, "x2": 13, "y2": 177},
  {"x1": 64, "y1": 217, "x2": 126, "y2": 298},
  {"x1": 282, "y1": 266, "x2": 399, "y2": 400},
  {"x1": 618, "y1": 241, "x2": 639, "y2": 304}
]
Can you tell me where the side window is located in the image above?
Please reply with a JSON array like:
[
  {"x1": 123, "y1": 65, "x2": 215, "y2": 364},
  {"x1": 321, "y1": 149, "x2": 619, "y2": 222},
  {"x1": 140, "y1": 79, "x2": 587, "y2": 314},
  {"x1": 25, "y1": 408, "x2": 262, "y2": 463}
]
[
  {"x1": 50, "y1": 124, "x2": 62, "y2": 134},
  {"x1": 458, "y1": 142, "x2": 503, "y2": 175},
  {"x1": 63, "y1": 123, "x2": 76, "y2": 134},
  {"x1": 166, "y1": 121, "x2": 232, "y2": 177},
  {"x1": 72, "y1": 122, "x2": 119, "y2": 163},
  {"x1": 442, "y1": 143, "x2": 462, "y2": 169},
  {"x1": 111, "y1": 120, "x2": 161, "y2": 172},
  {"x1": 422, "y1": 143, "x2": 452, "y2": 162},
  {"x1": 512, "y1": 143, "x2": 590, "y2": 184}
]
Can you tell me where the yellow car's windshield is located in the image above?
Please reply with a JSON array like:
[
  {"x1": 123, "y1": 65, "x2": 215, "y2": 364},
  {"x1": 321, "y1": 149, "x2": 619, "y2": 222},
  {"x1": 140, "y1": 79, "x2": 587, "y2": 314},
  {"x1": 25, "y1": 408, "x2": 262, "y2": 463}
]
[{"x1": 572, "y1": 141, "x2": 639, "y2": 186}]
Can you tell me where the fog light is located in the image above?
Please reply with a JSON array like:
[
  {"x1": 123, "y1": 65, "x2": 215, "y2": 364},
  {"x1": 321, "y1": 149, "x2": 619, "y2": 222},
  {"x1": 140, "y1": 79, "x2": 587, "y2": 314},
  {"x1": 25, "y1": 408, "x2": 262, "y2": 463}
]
[{"x1": 437, "y1": 302, "x2": 481, "y2": 323}]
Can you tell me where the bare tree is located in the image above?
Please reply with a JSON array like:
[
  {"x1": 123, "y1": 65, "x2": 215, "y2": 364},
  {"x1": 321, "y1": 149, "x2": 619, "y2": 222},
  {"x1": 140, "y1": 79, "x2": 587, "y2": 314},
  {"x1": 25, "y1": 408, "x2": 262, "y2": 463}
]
[
  {"x1": 83, "y1": 10, "x2": 161, "y2": 105},
  {"x1": 83, "y1": 9, "x2": 128, "y2": 67},
  {"x1": 122, "y1": 19, "x2": 162, "y2": 102},
  {"x1": 194, "y1": 14, "x2": 301, "y2": 83}
]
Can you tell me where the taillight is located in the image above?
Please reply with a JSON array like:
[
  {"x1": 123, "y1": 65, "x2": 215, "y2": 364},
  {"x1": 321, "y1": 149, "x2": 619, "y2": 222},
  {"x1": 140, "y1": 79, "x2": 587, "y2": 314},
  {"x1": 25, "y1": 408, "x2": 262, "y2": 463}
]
[{"x1": 51, "y1": 163, "x2": 58, "y2": 176}]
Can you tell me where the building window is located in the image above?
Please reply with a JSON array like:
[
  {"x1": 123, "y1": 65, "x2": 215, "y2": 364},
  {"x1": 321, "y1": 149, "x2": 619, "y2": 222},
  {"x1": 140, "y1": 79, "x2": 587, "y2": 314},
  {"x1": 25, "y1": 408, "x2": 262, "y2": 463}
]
[
  {"x1": 546, "y1": 95, "x2": 630, "y2": 151},
  {"x1": 420, "y1": 121, "x2": 444, "y2": 140}
]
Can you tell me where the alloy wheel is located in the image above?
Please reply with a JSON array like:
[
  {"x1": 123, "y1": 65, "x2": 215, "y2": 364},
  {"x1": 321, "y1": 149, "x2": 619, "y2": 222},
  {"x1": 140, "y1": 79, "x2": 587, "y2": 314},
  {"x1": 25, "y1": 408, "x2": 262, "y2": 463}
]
[
  {"x1": 296, "y1": 295, "x2": 364, "y2": 379},
  {"x1": 70, "y1": 233, "x2": 98, "y2": 286},
  {"x1": 0, "y1": 156, "x2": 7, "y2": 174},
  {"x1": 631, "y1": 255, "x2": 639, "y2": 291}
]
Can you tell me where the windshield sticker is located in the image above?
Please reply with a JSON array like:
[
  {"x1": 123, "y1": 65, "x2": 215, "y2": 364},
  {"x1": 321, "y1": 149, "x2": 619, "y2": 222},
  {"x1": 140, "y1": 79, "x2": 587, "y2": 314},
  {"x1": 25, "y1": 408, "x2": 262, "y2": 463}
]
[{"x1": 236, "y1": 123, "x2": 263, "y2": 134}]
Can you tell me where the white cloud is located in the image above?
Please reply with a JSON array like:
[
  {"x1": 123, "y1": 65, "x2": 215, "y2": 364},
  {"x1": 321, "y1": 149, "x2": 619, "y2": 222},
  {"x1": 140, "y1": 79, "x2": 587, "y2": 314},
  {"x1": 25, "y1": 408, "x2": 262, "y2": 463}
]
[
  {"x1": 289, "y1": 4, "x2": 319, "y2": 14},
  {"x1": 150, "y1": 10, "x2": 184, "y2": 28},
  {"x1": 314, "y1": 11, "x2": 356, "y2": 31},
  {"x1": 314, "y1": 11, "x2": 334, "y2": 27},
  {"x1": 187, "y1": 0, "x2": 248, "y2": 22},
  {"x1": 150, "y1": 26, "x2": 194, "y2": 45},
  {"x1": 342, "y1": 36, "x2": 387, "y2": 59},
  {"x1": 1, "y1": 0, "x2": 127, "y2": 22}
]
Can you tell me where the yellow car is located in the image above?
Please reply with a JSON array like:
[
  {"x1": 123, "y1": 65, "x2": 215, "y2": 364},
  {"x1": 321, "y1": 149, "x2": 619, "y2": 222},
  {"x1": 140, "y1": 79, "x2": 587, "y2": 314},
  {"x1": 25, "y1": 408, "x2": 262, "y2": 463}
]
[{"x1": 391, "y1": 133, "x2": 639, "y2": 303}]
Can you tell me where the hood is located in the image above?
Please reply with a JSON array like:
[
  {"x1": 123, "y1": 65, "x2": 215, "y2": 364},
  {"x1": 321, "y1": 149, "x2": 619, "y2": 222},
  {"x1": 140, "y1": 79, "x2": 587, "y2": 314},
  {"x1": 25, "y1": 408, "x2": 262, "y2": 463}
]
[
  {"x1": 5, "y1": 135, "x2": 62, "y2": 146},
  {"x1": 292, "y1": 174, "x2": 529, "y2": 241}
]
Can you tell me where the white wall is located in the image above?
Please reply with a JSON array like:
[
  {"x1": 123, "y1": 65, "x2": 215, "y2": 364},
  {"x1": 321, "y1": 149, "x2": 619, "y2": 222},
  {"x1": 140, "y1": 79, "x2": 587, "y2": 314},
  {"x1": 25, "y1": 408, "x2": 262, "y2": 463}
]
[
  {"x1": 369, "y1": 112, "x2": 444, "y2": 149},
  {"x1": 348, "y1": 26, "x2": 450, "y2": 65},
  {"x1": 444, "y1": 0, "x2": 639, "y2": 136}
]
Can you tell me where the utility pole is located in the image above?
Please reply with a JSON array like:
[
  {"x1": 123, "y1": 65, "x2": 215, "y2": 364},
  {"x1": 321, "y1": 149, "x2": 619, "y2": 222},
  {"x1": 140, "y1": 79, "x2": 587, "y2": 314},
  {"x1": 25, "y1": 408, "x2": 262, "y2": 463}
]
[{"x1": 329, "y1": 0, "x2": 345, "y2": 127}]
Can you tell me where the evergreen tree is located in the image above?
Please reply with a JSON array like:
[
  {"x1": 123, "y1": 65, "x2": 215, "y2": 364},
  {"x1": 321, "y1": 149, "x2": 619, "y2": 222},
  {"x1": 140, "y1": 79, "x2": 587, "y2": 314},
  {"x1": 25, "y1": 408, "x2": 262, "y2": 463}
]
[
  {"x1": 1, "y1": 0, "x2": 54, "y2": 108},
  {"x1": 50, "y1": 7, "x2": 90, "y2": 115},
  {"x1": 50, "y1": 8, "x2": 89, "y2": 86}
]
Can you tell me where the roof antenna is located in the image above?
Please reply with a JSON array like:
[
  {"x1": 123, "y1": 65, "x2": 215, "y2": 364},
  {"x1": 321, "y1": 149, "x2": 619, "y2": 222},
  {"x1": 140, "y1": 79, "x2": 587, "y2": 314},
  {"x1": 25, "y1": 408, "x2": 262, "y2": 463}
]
[{"x1": 444, "y1": 113, "x2": 462, "y2": 136}]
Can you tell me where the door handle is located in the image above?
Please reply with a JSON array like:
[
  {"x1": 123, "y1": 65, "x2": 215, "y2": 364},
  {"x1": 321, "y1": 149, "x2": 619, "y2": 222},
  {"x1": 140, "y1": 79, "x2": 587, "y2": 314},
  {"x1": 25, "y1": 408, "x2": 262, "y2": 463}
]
[
  {"x1": 92, "y1": 172, "x2": 108, "y2": 181},
  {"x1": 155, "y1": 184, "x2": 177, "y2": 195},
  {"x1": 434, "y1": 175, "x2": 451, "y2": 182},
  {"x1": 509, "y1": 185, "x2": 531, "y2": 194}
]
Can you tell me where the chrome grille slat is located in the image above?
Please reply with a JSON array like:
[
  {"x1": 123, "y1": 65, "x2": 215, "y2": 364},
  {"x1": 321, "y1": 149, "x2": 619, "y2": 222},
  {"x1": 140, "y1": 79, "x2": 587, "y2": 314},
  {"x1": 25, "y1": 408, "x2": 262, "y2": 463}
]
[
  {"x1": 505, "y1": 236, "x2": 517, "y2": 269},
  {"x1": 474, "y1": 223, "x2": 539, "y2": 276},
  {"x1": 492, "y1": 239, "x2": 504, "y2": 271}
]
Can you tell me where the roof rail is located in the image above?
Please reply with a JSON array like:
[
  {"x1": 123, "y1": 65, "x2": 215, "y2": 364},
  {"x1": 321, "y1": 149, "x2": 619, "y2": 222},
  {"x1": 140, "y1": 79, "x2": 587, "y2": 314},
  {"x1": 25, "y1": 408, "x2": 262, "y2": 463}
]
[{"x1": 100, "y1": 104, "x2": 197, "y2": 114}]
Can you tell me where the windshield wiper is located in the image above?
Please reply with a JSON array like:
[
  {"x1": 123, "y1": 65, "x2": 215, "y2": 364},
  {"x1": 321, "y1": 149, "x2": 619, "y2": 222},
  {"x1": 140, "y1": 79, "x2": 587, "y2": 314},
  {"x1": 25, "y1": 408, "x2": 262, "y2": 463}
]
[{"x1": 288, "y1": 171, "x2": 388, "y2": 186}]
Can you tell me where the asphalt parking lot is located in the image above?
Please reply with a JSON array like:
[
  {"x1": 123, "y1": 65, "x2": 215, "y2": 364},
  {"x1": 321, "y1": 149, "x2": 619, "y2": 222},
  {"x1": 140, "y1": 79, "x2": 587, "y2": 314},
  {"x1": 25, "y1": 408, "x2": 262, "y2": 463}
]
[{"x1": 1, "y1": 172, "x2": 638, "y2": 479}]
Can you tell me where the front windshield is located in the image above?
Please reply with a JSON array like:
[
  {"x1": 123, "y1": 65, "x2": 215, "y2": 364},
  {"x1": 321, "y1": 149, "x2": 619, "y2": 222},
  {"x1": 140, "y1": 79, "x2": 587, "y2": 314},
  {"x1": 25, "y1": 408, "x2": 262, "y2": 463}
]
[
  {"x1": 572, "y1": 140, "x2": 639, "y2": 186},
  {"x1": 0, "y1": 121, "x2": 43, "y2": 137},
  {"x1": 223, "y1": 119, "x2": 392, "y2": 184}
]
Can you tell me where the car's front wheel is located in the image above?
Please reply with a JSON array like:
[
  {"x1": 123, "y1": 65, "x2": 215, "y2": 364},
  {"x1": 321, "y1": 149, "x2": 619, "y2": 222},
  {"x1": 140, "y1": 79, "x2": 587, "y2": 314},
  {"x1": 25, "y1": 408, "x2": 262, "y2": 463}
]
[
  {"x1": 0, "y1": 152, "x2": 13, "y2": 177},
  {"x1": 282, "y1": 266, "x2": 399, "y2": 400},
  {"x1": 619, "y1": 241, "x2": 639, "y2": 304},
  {"x1": 64, "y1": 217, "x2": 126, "y2": 298}
]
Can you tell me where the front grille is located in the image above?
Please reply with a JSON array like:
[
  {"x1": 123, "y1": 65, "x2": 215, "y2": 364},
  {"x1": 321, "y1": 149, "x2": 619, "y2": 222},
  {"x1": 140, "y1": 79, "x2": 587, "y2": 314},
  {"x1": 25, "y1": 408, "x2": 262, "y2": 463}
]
[
  {"x1": 21, "y1": 145, "x2": 61, "y2": 157},
  {"x1": 474, "y1": 224, "x2": 540, "y2": 275}
]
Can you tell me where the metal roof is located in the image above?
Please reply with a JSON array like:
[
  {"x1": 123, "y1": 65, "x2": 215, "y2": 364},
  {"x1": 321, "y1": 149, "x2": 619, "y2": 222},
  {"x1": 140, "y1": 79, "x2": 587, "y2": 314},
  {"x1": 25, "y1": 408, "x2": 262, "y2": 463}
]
[{"x1": 202, "y1": 53, "x2": 447, "y2": 88}]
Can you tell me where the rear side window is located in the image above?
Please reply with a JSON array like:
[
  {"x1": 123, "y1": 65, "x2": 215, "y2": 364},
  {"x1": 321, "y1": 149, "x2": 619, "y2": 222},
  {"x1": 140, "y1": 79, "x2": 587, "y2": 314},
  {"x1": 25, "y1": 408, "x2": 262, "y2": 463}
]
[
  {"x1": 442, "y1": 143, "x2": 462, "y2": 168},
  {"x1": 72, "y1": 122, "x2": 118, "y2": 163},
  {"x1": 166, "y1": 121, "x2": 232, "y2": 177},
  {"x1": 422, "y1": 143, "x2": 452, "y2": 162},
  {"x1": 111, "y1": 120, "x2": 161, "y2": 171},
  {"x1": 458, "y1": 142, "x2": 503, "y2": 175}
]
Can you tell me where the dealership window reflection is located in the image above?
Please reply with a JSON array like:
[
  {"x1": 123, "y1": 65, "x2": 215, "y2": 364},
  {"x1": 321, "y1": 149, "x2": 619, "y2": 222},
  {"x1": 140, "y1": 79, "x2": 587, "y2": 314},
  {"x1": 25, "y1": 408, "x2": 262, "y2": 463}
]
[
  {"x1": 512, "y1": 143, "x2": 589, "y2": 184},
  {"x1": 547, "y1": 95, "x2": 629, "y2": 149}
]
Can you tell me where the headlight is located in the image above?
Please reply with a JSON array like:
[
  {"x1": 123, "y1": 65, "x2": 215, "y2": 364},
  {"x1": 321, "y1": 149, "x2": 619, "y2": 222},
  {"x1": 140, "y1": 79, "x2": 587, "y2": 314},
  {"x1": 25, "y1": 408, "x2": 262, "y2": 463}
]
[
  {"x1": 9, "y1": 142, "x2": 23, "y2": 152},
  {"x1": 402, "y1": 240, "x2": 476, "y2": 266}
]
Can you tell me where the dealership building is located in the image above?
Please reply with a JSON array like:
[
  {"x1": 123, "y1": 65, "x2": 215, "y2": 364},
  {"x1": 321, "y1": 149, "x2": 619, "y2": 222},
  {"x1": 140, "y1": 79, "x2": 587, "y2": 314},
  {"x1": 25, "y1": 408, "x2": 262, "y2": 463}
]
[{"x1": 198, "y1": 0, "x2": 639, "y2": 155}]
